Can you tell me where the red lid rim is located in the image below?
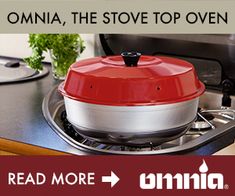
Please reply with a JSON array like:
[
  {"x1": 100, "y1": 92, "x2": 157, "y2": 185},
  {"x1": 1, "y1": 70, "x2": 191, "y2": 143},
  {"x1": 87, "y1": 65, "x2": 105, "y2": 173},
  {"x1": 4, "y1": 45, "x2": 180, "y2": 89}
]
[{"x1": 58, "y1": 82, "x2": 205, "y2": 106}]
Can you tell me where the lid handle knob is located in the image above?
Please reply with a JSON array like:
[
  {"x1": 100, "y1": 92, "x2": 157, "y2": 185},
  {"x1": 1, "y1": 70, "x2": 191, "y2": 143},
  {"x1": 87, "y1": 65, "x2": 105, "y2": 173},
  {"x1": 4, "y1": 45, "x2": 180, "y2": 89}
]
[{"x1": 121, "y1": 52, "x2": 141, "y2": 67}]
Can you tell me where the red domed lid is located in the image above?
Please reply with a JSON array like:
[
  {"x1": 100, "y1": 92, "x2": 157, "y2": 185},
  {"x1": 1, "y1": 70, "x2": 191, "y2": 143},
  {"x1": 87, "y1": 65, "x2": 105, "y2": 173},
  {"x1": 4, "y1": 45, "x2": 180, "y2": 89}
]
[{"x1": 59, "y1": 52, "x2": 205, "y2": 106}]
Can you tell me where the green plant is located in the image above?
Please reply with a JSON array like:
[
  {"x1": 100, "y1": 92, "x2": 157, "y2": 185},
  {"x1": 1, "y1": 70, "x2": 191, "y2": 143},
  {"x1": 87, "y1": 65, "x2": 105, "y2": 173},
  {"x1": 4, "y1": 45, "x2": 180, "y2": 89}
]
[{"x1": 24, "y1": 34, "x2": 85, "y2": 78}]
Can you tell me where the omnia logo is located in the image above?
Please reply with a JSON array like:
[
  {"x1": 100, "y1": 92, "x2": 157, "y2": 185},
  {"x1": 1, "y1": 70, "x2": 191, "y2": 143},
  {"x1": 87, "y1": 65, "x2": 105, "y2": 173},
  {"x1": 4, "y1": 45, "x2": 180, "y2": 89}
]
[{"x1": 140, "y1": 160, "x2": 225, "y2": 190}]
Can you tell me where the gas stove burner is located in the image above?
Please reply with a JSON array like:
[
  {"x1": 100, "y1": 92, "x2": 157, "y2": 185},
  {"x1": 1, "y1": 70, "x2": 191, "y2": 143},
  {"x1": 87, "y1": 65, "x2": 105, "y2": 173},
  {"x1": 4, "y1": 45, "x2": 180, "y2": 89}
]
[
  {"x1": 42, "y1": 86, "x2": 235, "y2": 155},
  {"x1": 197, "y1": 112, "x2": 215, "y2": 121},
  {"x1": 192, "y1": 112, "x2": 215, "y2": 130},
  {"x1": 60, "y1": 111, "x2": 190, "y2": 148}
]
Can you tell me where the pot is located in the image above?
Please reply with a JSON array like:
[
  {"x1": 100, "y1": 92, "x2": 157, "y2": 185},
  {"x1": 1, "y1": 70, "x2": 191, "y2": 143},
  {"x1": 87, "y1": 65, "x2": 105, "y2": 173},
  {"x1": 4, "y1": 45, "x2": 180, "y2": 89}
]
[{"x1": 59, "y1": 52, "x2": 205, "y2": 146}]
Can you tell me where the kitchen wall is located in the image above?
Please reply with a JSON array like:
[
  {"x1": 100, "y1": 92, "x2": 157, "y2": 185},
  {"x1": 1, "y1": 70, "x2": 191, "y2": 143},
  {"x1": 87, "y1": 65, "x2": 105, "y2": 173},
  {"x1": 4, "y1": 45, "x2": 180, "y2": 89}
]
[{"x1": 0, "y1": 34, "x2": 95, "y2": 61}]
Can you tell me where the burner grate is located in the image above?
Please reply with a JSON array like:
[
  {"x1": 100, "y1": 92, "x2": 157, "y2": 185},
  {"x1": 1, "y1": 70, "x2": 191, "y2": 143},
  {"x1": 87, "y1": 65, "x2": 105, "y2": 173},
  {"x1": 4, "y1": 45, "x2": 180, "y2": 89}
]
[{"x1": 58, "y1": 109, "x2": 211, "y2": 153}]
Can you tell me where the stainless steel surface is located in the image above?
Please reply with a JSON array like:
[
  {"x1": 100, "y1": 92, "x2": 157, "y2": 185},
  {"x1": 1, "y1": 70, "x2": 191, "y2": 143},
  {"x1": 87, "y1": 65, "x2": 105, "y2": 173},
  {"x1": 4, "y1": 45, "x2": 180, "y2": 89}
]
[
  {"x1": 201, "y1": 108, "x2": 235, "y2": 121},
  {"x1": 42, "y1": 86, "x2": 235, "y2": 154},
  {"x1": 192, "y1": 121, "x2": 211, "y2": 130}
]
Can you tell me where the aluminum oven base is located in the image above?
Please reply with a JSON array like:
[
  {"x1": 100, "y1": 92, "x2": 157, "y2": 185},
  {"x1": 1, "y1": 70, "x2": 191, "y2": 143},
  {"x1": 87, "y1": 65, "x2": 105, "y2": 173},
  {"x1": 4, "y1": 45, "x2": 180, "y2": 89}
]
[
  {"x1": 64, "y1": 96, "x2": 198, "y2": 147},
  {"x1": 42, "y1": 85, "x2": 235, "y2": 155}
]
